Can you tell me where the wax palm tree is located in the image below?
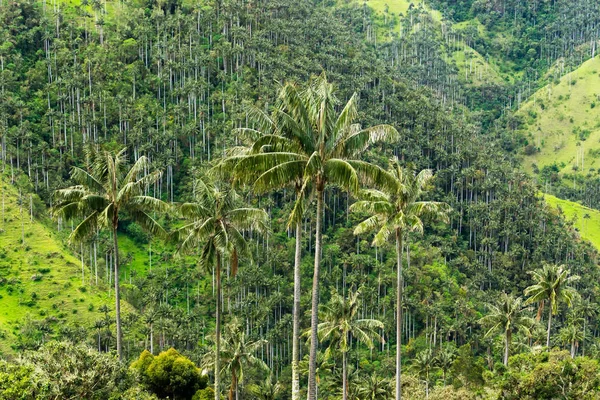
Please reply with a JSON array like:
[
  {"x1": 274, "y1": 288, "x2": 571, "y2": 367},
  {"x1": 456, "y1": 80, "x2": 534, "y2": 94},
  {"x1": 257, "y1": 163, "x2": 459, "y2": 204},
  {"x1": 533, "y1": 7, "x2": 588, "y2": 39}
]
[
  {"x1": 202, "y1": 317, "x2": 267, "y2": 400},
  {"x1": 313, "y1": 288, "x2": 383, "y2": 400},
  {"x1": 299, "y1": 351, "x2": 335, "y2": 400},
  {"x1": 356, "y1": 373, "x2": 393, "y2": 400},
  {"x1": 480, "y1": 293, "x2": 535, "y2": 366},
  {"x1": 412, "y1": 349, "x2": 437, "y2": 400},
  {"x1": 246, "y1": 374, "x2": 284, "y2": 400},
  {"x1": 232, "y1": 74, "x2": 398, "y2": 400},
  {"x1": 53, "y1": 147, "x2": 167, "y2": 360},
  {"x1": 351, "y1": 159, "x2": 449, "y2": 399},
  {"x1": 558, "y1": 321, "x2": 584, "y2": 358},
  {"x1": 524, "y1": 264, "x2": 580, "y2": 349},
  {"x1": 435, "y1": 346, "x2": 455, "y2": 386},
  {"x1": 175, "y1": 178, "x2": 268, "y2": 400},
  {"x1": 575, "y1": 298, "x2": 597, "y2": 356}
]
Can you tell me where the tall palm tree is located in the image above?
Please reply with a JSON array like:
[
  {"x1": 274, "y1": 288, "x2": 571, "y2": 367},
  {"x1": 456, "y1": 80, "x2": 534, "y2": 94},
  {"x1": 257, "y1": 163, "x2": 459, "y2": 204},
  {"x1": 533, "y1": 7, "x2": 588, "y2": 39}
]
[
  {"x1": 575, "y1": 298, "x2": 597, "y2": 356},
  {"x1": 203, "y1": 317, "x2": 267, "y2": 400},
  {"x1": 412, "y1": 349, "x2": 437, "y2": 400},
  {"x1": 524, "y1": 264, "x2": 580, "y2": 349},
  {"x1": 174, "y1": 177, "x2": 268, "y2": 400},
  {"x1": 314, "y1": 288, "x2": 383, "y2": 400},
  {"x1": 351, "y1": 159, "x2": 449, "y2": 399},
  {"x1": 53, "y1": 147, "x2": 167, "y2": 360},
  {"x1": 233, "y1": 74, "x2": 398, "y2": 400},
  {"x1": 480, "y1": 293, "x2": 534, "y2": 366},
  {"x1": 224, "y1": 90, "x2": 310, "y2": 400}
]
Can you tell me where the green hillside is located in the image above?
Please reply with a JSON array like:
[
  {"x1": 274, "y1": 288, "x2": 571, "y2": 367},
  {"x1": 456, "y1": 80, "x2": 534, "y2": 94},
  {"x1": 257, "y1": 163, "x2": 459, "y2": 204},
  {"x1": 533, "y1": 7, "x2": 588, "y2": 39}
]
[
  {"x1": 519, "y1": 56, "x2": 600, "y2": 175},
  {"x1": 364, "y1": 0, "x2": 503, "y2": 86},
  {"x1": 0, "y1": 175, "x2": 114, "y2": 355},
  {"x1": 543, "y1": 193, "x2": 600, "y2": 250}
]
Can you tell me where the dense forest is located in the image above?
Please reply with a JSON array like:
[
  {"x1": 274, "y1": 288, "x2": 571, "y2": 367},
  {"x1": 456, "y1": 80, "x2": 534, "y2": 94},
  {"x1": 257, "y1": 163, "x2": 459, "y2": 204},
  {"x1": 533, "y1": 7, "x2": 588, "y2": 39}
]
[{"x1": 2, "y1": 0, "x2": 600, "y2": 399}]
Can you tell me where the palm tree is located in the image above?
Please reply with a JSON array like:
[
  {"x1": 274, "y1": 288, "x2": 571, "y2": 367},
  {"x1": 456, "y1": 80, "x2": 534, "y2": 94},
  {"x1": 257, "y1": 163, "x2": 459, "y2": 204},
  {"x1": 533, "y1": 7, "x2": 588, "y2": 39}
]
[
  {"x1": 203, "y1": 317, "x2": 267, "y2": 400},
  {"x1": 174, "y1": 177, "x2": 268, "y2": 400},
  {"x1": 233, "y1": 74, "x2": 398, "y2": 400},
  {"x1": 225, "y1": 89, "x2": 310, "y2": 400},
  {"x1": 558, "y1": 322, "x2": 584, "y2": 358},
  {"x1": 524, "y1": 264, "x2": 580, "y2": 349},
  {"x1": 356, "y1": 373, "x2": 393, "y2": 400},
  {"x1": 246, "y1": 374, "x2": 284, "y2": 400},
  {"x1": 412, "y1": 349, "x2": 437, "y2": 400},
  {"x1": 299, "y1": 351, "x2": 335, "y2": 400},
  {"x1": 576, "y1": 298, "x2": 597, "y2": 356},
  {"x1": 435, "y1": 346, "x2": 455, "y2": 386},
  {"x1": 480, "y1": 293, "x2": 534, "y2": 366},
  {"x1": 351, "y1": 159, "x2": 449, "y2": 399},
  {"x1": 53, "y1": 147, "x2": 167, "y2": 360},
  {"x1": 314, "y1": 288, "x2": 383, "y2": 400}
]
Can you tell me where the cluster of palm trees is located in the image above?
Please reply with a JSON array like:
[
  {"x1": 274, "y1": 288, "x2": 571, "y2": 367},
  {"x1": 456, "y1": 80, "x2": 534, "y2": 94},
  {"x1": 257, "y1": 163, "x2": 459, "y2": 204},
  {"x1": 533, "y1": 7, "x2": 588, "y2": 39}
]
[
  {"x1": 52, "y1": 74, "x2": 451, "y2": 399},
  {"x1": 481, "y1": 263, "x2": 580, "y2": 366}
]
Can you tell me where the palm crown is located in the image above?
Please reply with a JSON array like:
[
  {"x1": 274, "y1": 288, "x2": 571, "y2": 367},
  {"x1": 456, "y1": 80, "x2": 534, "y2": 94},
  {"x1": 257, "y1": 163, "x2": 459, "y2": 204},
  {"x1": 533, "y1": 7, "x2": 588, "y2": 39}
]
[
  {"x1": 352, "y1": 158, "x2": 450, "y2": 245},
  {"x1": 53, "y1": 147, "x2": 167, "y2": 243}
]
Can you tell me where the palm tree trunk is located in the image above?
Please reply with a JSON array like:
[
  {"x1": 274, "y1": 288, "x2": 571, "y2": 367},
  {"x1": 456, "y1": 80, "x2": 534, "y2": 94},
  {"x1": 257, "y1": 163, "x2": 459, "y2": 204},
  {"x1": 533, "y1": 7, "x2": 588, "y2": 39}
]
[
  {"x1": 395, "y1": 229, "x2": 403, "y2": 400},
  {"x1": 229, "y1": 370, "x2": 236, "y2": 400},
  {"x1": 583, "y1": 319, "x2": 587, "y2": 357},
  {"x1": 308, "y1": 188, "x2": 324, "y2": 400},
  {"x1": 113, "y1": 225, "x2": 122, "y2": 361},
  {"x1": 547, "y1": 306, "x2": 552, "y2": 349},
  {"x1": 215, "y1": 254, "x2": 222, "y2": 400},
  {"x1": 571, "y1": 341, "x2": 576, "y2": 358},
  {"x1": 292, "y1": 221, "x2": 302, "y2": 400},
  {"x1": 342, "y1": 350, "x2": 348, "y2": 400},
  {"x1": 504, "y1": 330, "x2": 511, "y2": 366}
]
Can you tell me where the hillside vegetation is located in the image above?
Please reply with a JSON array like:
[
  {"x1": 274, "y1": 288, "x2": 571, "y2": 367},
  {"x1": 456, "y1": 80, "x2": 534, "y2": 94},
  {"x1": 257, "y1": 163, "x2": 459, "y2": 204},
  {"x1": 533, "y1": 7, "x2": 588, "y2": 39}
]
[
  {"x1": 0, "y1": 174, "x2": 113, "y2": 355},
  {"x1": 544, "y1": 193, "x2": 600, "y2": 250},
  {"x1": 520, "y1": 56, "x2": 600, "y2": 176},
  {"x1": 3, "y1": 0, "x2": 600, "y2": 399}
]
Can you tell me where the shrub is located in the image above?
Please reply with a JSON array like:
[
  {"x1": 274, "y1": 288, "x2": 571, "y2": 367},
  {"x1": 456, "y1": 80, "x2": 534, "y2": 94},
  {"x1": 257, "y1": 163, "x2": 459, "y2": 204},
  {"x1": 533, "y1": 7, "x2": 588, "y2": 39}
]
[{"x1": 131, "y1": 348, "x2": 207, "y2": 400}]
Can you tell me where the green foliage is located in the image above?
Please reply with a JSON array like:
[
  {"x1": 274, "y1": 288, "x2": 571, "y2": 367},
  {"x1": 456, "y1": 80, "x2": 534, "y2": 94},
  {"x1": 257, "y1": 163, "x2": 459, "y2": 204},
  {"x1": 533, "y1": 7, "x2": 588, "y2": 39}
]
[
  {"x1": 132, "y1": 348, "x2": 207, "y2": 400},
  {"x1": 449, "y1": 344, "x2": 485, "y2": 389},
  {"x1": 0, "y1": 361, "x2": 38, "y2": 400},
  {"x1": 500, "y1": 351, "x2": 600, "y2": 399}
]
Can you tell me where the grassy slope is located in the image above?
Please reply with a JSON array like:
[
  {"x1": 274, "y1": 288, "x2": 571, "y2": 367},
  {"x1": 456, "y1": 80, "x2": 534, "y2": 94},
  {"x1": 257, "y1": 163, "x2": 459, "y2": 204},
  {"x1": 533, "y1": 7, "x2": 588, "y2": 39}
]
[
  {"x1": 0, "y1": 175, "x2": 114, "y2": 355},
  {"x1": 519, "y1": 56, "x2": 600, "y2": 175},
  {"x1": 363, "y1": 0, "x2": 503, "y2": 85},
  {"x1": 451, "y1": 18, "x2": 510, "y2": 85},
  {"x1": 543, "y1": 193, "x2": 600, "y2": 250}
]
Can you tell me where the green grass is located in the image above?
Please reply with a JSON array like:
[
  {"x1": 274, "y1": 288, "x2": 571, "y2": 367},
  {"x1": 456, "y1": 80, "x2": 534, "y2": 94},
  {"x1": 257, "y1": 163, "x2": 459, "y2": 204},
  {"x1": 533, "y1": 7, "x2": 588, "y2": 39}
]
[
  {"x1": 519, "y1": 56, "x2": 600, "y2": 175},
  {"x1": 0, "y1": 175, "x2": 114, "y2": 355},
  {"x1": 543, "y1": 193, "x2": 600, "y2": 250}
]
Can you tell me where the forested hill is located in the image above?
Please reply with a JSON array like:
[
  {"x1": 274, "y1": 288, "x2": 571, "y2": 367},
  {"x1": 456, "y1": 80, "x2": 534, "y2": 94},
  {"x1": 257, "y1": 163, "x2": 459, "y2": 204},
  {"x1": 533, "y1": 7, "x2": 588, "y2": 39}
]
[{"x1": 2, "y1": 0, "x2": 600, "y2": 399}]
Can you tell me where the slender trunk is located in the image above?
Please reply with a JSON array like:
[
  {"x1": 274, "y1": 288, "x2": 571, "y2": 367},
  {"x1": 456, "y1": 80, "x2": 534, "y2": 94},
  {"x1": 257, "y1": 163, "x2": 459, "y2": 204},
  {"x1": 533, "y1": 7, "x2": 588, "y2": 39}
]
[
  {"x1": 583, "y1": 319, "x2": 587, "y2": 357},
  {"x1": 292, "y1": 221, "x2": 302, "y2": 400},
  {"x1": 307, "y1": 188, "x2": 324, "y2": 400},
  {"x1": 395, "y1": 229, "x2": 403, "y2": 400},
  {"x1": 342, "y1": 350, "x2": 348, "y2": 400},
  {"x1": 571, "y1": 341, "x2": 576, "y2": 358},
  {"x1": 504, "y1": 330, "x2": 511, "y2": 366},
  {"x1": 150, "y1": 323, "x2": 154, "y2": 354},
  {"x1": 229, "y1": 371, "x2": 236, "y2": 400},
  {"x1": 547, "y1": 305, "x2": 552, "y2": 349},
  {"x1": 215, "y1": 254, "x2": 222, "y2": 400},
  {"x1": 113, "y1": 225, "x2": 123, "y2": 361}
]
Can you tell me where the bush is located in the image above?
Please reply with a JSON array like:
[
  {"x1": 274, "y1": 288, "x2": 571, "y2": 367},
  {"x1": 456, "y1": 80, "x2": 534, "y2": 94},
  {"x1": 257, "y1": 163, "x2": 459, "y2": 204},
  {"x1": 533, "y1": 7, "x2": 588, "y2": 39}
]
[
  {"x1": 500, "y1": 350, "x2": 600, "y2": 399},
  {"x1": 131, "y1": 348, "x2": 207, "y2": 400}
]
